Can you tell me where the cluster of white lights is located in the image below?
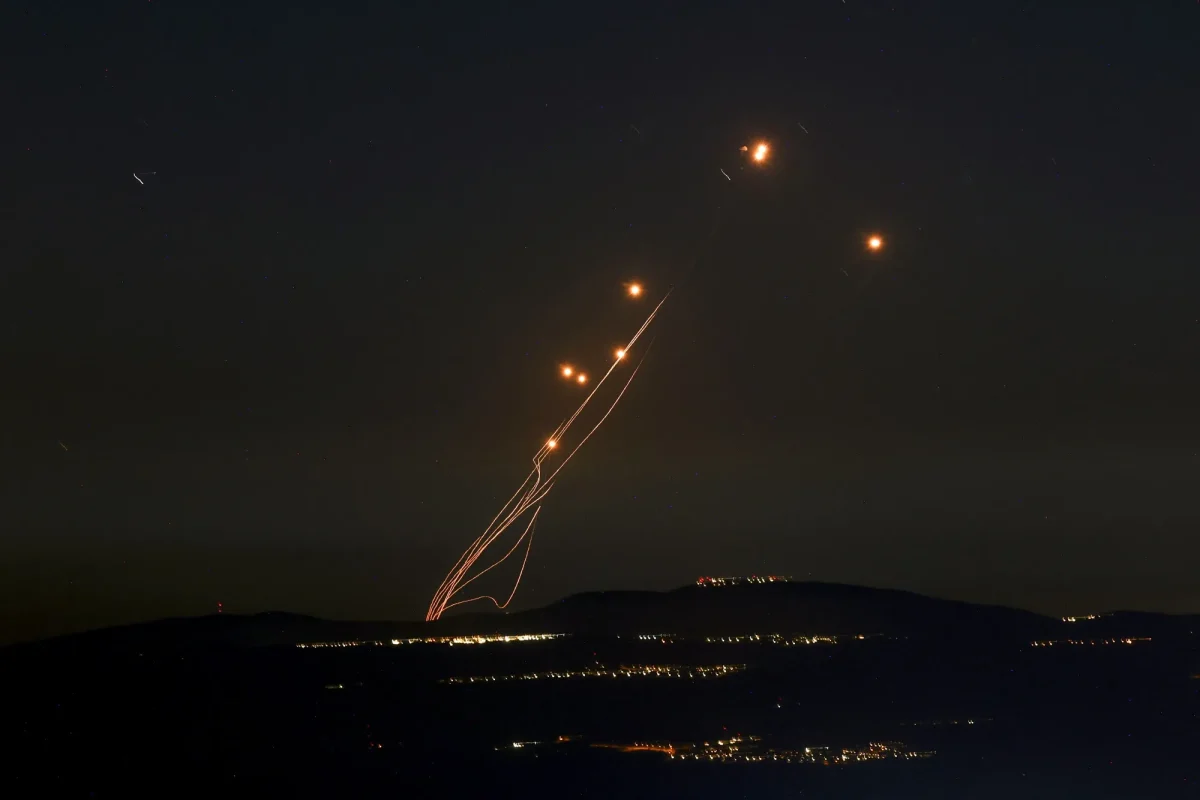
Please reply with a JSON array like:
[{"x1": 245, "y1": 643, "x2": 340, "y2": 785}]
[
  {"x1": 1031, "y1": 637, "x2": 1150, "y2": 647},
  {"x1": 442, "y1": 663, "x2": 746, "y2": 684},
  {"x1": 296, "y1": 633, "x2": 565, "y2": 649},
  {"x1": 695, "y1": 575, "x2": 793, "y2": 587},
  {"x1": 583, "y1": 735, "x2": 936, "y2": 765},
  {"x1": 637, "y1": 633, "x2": 871, "y2": 646}
]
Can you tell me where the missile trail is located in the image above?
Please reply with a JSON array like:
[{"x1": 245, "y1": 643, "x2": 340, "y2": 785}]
[
  {"x1": 426, "y1": 295, "x2": 668, "y2": 620},
  {"x1": 429, "y1": 137, "x2": 769, "y2": 620}
]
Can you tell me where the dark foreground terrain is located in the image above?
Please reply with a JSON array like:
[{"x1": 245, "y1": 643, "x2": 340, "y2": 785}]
[{"x1": 4, "y1": 582, "x2": 1198, "y2": 798}]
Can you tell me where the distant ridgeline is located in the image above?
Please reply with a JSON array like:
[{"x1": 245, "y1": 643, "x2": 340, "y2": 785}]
[{"x1": 695, "y1": 576, "x2": 793, "y2": 587}]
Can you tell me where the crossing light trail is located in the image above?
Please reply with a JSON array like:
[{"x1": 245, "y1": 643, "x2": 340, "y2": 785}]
[
  {"x1": 426, "y1": 291, "x2": 670, "y2": 621},
  {"x1": 428, "y1": 135, "x2": 779, "y2": 622}
]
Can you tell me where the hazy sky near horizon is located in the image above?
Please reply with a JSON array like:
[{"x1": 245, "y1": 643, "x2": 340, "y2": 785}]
[{"x1": 3, "y1": 1, "x2": 1198, "y2": 643}]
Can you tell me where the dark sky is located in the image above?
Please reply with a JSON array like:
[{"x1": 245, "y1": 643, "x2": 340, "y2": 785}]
[{"x1": 3, "y1": 1, "x2": 1198, "y2": 644}]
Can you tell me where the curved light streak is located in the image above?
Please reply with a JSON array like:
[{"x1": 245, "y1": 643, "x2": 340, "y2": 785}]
[{"x1": 426, "y1": 293, "x2": 669, "y2": 620}]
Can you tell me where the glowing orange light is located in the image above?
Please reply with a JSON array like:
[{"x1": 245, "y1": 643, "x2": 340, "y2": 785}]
[
  {"x1": 426, "y1": 288, "x2": 670, "y2": 622},
  {"x1": 752, "y1": 142, "x2": 769, "y2": 163},
  {"x1": 867, "y1": 235, "x2": 884, "y2": 251},
  {"x1": 576, "y1": 373, "x2": 587, "y2": 384},
  {"x1": 628, "y1": 283, "x2": 642, "y2": 297},
  {"x1": 615, "y1": 349, "x2": 625, "y2": 359}
]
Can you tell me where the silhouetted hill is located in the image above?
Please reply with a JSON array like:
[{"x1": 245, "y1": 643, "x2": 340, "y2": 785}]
[
  {"x1": 460, "y1": 582, "x2": 1062, "y2": 641},
  {"x1": 5, "y1": 582, "x2": 1197, "y2": 656}
]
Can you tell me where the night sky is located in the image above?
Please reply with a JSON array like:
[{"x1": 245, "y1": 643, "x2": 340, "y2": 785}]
[{"x1": 3, "y1": 1, "x2": 1198, "y2": 644}]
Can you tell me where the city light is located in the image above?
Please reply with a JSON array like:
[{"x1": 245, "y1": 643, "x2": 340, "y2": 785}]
[
  {"x1": 696, "y1": 575, "x2": 793, "y2": 587},
  {"x1": 565, "y1": 735, "x2": 936, "y2": 766},
  {"x1": 442, "y1": 663, "x2": 746, "y2": 684},
  {"x1": 295, "y1": 633, "x2": 566, "y2": 649},
  {"x1": 1030, "y1": 637, "x2": 1150, "y2": 647},
  {"x1": 636, "y1": 633, "x2": 852, "y2": 646}
]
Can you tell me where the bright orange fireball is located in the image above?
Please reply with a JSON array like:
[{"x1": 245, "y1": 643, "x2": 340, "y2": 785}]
[
  {"x1": 561, "y1": 366, "x2": 574, "y2": 378},
  {"x1": 867, "y1": 235, "x2": 884, "y2": 251},
  {"x1": 628, "y1": 283, "x2": 642, "y2": 297}
]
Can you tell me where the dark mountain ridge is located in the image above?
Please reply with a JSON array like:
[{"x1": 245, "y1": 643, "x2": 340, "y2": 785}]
[{"x1": 5, "y1": 581, "x2": 1195, "y2": 657}]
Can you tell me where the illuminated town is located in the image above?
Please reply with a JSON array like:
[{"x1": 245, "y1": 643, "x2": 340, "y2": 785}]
[
  {"x1": 705, "y1": 633, "x2": 851, "y2": 645},
  {"x1": 441, "y1": 663, "x2": 745, "y2": 684},
  {"x1": 666, "y1": 737, "x2": 935, "y2": 765},
  {"x1": 637, "y1": 633, "x2": 854, "y2": 646},
  {"x1": 295, "y1": 633, "x2": 565, "y2": 649},
  {"x1": 1061, "y1": 614, "x2": 1110, "y2": 623},
  {"x1": 506, "y1": 735, "x2": 935, "y2": 765},
  {"x1": 1030, "y1": 637, "x2": 1151, "y2": 647},
  {"x1": 695, "y1": 575, "x2": 793, "y2": 587}
]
